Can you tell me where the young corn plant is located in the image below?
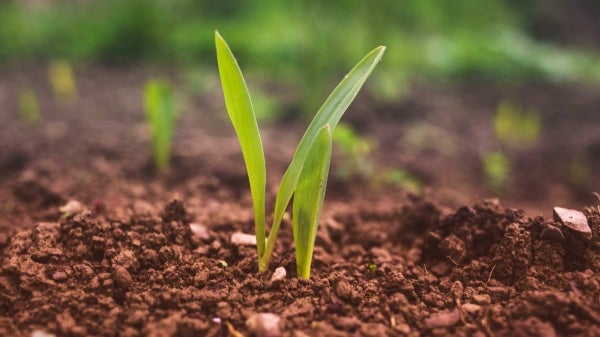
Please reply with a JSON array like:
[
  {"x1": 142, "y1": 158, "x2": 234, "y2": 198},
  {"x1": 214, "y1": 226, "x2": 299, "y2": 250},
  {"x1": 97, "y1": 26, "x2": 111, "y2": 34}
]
[{"x1": 215, "y1": 31, "x2": 384, "y2": 278}]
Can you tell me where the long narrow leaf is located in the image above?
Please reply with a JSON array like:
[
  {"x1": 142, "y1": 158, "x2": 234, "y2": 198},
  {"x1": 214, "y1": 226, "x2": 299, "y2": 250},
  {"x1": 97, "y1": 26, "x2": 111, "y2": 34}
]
[
  {"x1": 260, "y1": 46, "x2": 385, "y2": 271},
  {"x1": 215, "y1": 31, "x2": 267, "y2": 260},
  {"x1": 293, "y1": 125, "x2": 332, "y2": 279}
]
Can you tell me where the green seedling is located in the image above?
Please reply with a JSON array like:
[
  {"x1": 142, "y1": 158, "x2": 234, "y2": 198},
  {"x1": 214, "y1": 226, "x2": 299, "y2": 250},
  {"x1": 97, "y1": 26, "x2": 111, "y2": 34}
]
[
  {"x1": 482, "y1": 150, "x2": 510, "y2": 190},
  {"x1": 382, "y1": 168, "x2": 423, "y2": 193},
  {"x1": 18, "y1": 88, "x2": 40, "y2": 124},
  {"x1": 144, "y1": 79, "x2": 177, "y2": 172},
  {"x1": 494, "y1": 101, "x2": 541, "y2": 147},
  {"x1": 48, "y1": 60, "x2": 77, "y2": 101},
  {"x1": 215, "y1": 31, "x2": 384, "y2": 278},
  {"x1": 333, "y1": 123, "x2": 376, "y2": 179}
]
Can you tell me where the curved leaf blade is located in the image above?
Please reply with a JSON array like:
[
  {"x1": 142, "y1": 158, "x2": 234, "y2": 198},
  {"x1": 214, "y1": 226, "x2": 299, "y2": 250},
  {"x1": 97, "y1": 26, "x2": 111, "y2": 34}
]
[
  {"x1": 260, "y1": 46, "x2": 385, "y2": 271},
  {"x1": 293, "y1": 125, "x2": 332, "y2": 279},
  {"x1": 215, "y1": 31, "x2": 266, "y2": 259}
]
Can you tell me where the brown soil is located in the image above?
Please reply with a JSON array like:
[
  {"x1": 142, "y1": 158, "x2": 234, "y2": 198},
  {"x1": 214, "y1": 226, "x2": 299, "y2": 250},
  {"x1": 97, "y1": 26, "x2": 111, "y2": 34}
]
[{"x1": 1, "y1": 66, "x2": 600, "y2": 336}]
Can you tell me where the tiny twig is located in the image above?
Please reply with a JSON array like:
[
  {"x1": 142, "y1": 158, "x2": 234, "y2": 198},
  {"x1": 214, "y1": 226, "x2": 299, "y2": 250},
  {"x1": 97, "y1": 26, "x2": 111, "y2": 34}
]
[{"x1": 486, "y1": 265, "x2": 496, "y2": 285}]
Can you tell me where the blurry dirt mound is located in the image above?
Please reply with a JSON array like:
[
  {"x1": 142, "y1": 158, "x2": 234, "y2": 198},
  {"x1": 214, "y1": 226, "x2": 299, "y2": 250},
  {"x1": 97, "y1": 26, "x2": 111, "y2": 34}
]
[{"x1": 1, "y1": 196, "x2": 599, "y2": 336}]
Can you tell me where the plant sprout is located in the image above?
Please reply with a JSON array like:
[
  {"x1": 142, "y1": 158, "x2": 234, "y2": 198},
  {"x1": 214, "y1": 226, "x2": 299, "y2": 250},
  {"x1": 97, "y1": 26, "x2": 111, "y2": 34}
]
[
  {"x1": 48, "y1": 60, "x2": 77, "y2": 101},
  {"x1": 18, "y1": 88, "x2": 40, "y2": 124},
  {"x1": 144, "y1": 79, "x2": 177, "y2": 172},
  {"x1": 215, "y1": 31, "x2": 385, "y2": 278}
]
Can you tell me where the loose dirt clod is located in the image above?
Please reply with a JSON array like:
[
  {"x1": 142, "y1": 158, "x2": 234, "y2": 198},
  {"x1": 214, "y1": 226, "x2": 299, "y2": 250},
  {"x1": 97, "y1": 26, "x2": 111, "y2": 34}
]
[
  {"x1": 424, "y1": 308, "x2": 460, "y2": 329},
  {"x1": 1, "y1": 193, "x2": 600, "y2": 336}
]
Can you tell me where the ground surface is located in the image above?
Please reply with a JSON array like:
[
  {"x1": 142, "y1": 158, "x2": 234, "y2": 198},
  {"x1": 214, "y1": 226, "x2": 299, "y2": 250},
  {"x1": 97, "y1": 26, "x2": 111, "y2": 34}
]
[{"x1": 0, "y1": 66, "x2": 599, "y2": 336}]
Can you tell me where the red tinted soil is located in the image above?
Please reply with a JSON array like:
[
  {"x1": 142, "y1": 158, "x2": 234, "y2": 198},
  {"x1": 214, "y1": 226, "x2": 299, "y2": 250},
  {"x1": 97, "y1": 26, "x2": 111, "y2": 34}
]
[{"x1": 1, "y1": 66, "x2": 599, "y2": 336}]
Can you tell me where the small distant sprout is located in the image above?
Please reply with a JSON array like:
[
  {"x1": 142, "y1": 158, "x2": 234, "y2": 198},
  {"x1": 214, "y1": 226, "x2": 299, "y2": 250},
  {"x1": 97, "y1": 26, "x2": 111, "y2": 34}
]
[
  {"x1": 569, "y1": 160, "x2": 591, "y2": 186},
  {"x1": 219, "y1": 260, "x2": 229, "y2": 268},
  {"x1": 332, "y1": 123, "x2": 376, "y2": 179},
  {"x1": 482, "y1": 150, "x2": 510, "y2": 190},
  {"x1": 18, "y1": 88, "x2": 40, "y2": 124},
  {"x1": 494, "y1": 101, "x2": 541, "y2": 147},
  {"x1": 381, "y1": 168, "x2": 423, "y2": 193},
  {"x1": 367, "y1": 262, "x2": 378, "y2": 272},
  {"x1": 48, "y1": 60, "x2": 77, "y2": 101},
  {"x1": 144, "y1": 79, "x2": 178, "y2": 172},
  {"x1": 215, "y1": 31, "x2": 384, "y2": 278}
]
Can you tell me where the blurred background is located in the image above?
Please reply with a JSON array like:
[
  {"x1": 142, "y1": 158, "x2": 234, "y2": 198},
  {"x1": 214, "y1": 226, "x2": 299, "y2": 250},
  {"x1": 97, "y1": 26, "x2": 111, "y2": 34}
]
[{"x1": 0, "y1": 0, "x2": 599, "y2": 215}]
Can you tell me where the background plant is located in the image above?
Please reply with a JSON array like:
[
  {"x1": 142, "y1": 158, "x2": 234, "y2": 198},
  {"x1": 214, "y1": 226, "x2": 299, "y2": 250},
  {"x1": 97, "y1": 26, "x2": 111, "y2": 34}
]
[
  {"x1": 3, "y1": 1, "x2": 600, "y2": 115},
  {"x1": 144, "y1": 79, "x2": 178, "y2": 172},
  {"x1": 216, "y1": 31, "x2": 384, "y2": 278}
]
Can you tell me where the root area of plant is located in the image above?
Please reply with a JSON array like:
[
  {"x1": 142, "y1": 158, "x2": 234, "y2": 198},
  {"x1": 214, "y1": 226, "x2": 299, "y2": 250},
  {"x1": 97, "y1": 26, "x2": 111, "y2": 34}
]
[{"x1": 1, "y1": 191, "x2": 600, "y2": 336}]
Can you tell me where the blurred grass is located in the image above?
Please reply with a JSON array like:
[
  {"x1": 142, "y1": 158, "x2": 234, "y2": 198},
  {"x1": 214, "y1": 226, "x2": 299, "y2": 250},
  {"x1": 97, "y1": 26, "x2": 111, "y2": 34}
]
[{"x1": 2, "y1": 0, "x2": 600, "y2": 110}]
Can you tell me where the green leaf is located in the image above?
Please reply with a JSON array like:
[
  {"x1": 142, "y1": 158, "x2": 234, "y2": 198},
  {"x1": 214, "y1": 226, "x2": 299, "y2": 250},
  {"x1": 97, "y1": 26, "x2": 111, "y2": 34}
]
[
  {"x1": 215, "y1": 31, "x2": 267, "y2": 260},
  {"x1": 293, "y1": 125, "x2": 332, "y2": 279},
  {"x1": 144, "y1": 79, "x2": 177, "y2": 172},
  {"x1": 260, "y1": 45, "x2": 385, "y2": 271}
]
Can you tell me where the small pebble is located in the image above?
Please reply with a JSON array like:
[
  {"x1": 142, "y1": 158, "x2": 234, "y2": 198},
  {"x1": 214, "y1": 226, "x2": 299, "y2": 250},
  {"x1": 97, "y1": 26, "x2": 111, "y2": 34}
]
[
  {"x1": 190, "y1": 223, "x2": 210, "y2": 240},
  {"x1": 553, "y1": 207, "x2": 592, "y2": 241},
  {"x1": 113, "y1": 265, "x2": 133, "y2": 289},
  {"x1": 59, "y1": 200, "x2": 86, "y2": 216},
  {"x1": 231, "y1": 232, "x2": 257, "y2": 246},
  {"x1": 31, "y1": 331, "x2": 57, "y2": 337},
  {"x1": 246, "y1": 313, "x2": 281, "y2": 337},
  {"x1": 424, "y1": 309, "x2": 460, "y2": 329},
  {"x1": 462, "y1": 303, "x2": 481, "y2": 315},
  {"x1": 52, "y1": 271, "x2": 68, "y2": 282},
  {"x1": 270, "y1": 267, "x2": 287, "y2": 282}
]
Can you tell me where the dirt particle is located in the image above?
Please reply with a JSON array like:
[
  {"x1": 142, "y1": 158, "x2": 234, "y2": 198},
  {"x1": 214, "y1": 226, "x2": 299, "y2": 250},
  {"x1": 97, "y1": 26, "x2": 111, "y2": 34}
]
[
  {"x1": 161, "y1": 198, "x2": 189, "y2": 223},
  {"x1": 439, "y1": 234, "x2": 467, "y2": 265},
  {"x1": 488, "y1": 286, "x2": 510, "y2": 302},
  {"x1": 472, "y1": 294, "x2": 491, "y2": 305},
  {"x1": 246, "y1": 313, "x2": 282, "y2": 337},
  {"x1": 539, "y1": 223, "x2": 565, "y2": 242},
  {"x1": 52, "y1": 270, "x2": 68, "y2": 282},
  {"x1": 424, "y1": 308, "x2": 460, "y2": 329},
  {"x1": 231, "y1": 232, "x2": 257, "y2": 246},
  {"x1": 462, "y1": 303, "x2": 482, "y2": 315},
  {"x1": 332, "y1": 316, "x2": 361, "y2": 331},
  {"x1": 358, "y1": 323, "x2": 389, "y2": 337},
  {"x1": 113, "y1": 265, "x2": 133, "y2": 289},
  {"x1": 510, "y1": 317, "x2": 557, "y2": 337},
  {"x1": 190, "y1": 223, "x2": 210, "y2": 240},
  {"x1": 270, "y1": 267, "x2": 287, "y2": 282},
  {"x1": 59, "y1": 200, "x2": 86, "y2": 217},
  {"x1": 335, "y1": 280, "x2": 359, "y2": 303},
  {"x1": 492, "y1": 223, "x2": 532, "y2": 284}
]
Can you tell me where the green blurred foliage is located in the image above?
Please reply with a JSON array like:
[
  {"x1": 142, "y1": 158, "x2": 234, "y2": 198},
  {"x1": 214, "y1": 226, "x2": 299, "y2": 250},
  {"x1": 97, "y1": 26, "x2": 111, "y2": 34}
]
[
  {"x1": 494, "y1": 101, "x2": 542, "y2": 147},
  {"x1": 332, "y1": 123, "x2": 376, "y2": 179},
  {"x1": 48, "y1": 60, "x2": 77, "y2": 101},
  {"x1": 18, "y1": 88, "x2": 40, "y2": 125},
  {"x1": 2, "y1": 0, "x2": 600, "y2": 112},
  {"x1": 380, "y1": 168, "x2": 423, "y2": 193},
  {"x1": 144, "y1": 79, "x2": 177, "y2": 172},
  {"x1": 482, "y1": 151, "x2": 511, "y2": 190}
]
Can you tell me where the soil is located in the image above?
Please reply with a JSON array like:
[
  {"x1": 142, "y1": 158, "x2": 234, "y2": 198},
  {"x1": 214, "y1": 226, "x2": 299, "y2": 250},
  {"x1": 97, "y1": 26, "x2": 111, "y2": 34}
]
[{"x1": 1, "y1": 65, "x2": 600, "y2": 336}]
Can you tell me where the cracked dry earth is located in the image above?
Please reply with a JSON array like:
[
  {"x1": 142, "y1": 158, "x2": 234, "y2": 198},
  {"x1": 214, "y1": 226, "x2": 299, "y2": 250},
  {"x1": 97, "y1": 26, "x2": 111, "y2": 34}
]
[{"x1": 1, "y1": 193, "x2": 600, "y2": 337}]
